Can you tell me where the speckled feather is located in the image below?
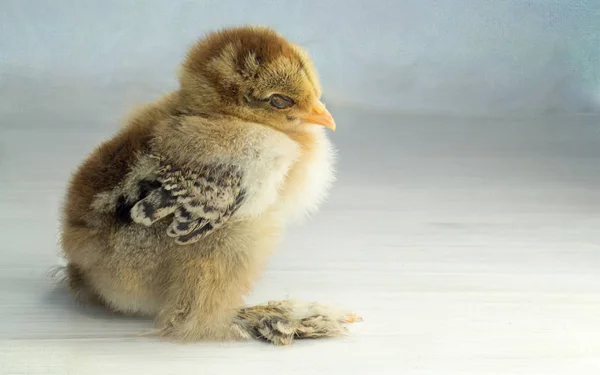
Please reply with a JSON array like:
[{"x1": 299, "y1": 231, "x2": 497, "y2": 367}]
[{"x1": 130, "y1": 154, "x2": 245, "y2": 245}]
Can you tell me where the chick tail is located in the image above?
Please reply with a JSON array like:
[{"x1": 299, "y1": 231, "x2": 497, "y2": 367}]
[{"x1": 46, "y1": 263, "x2": 105, "y2": 306}]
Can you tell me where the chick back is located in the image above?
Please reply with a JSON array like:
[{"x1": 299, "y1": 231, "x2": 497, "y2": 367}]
[{"x1": 62, "y1": 93, "x2": 178, "y2": 230}]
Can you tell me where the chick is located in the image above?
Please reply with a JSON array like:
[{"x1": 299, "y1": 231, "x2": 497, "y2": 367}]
[{"x1": 59, "y1": 25, "x2": 360, "y2": 345}]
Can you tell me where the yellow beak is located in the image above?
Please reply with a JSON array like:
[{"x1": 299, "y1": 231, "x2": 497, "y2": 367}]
[{"x1": 299, "y1": 101, "x2": 336, "y2": 131}]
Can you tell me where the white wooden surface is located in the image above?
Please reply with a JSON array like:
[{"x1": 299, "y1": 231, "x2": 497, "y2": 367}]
[{"x1": 1, "y1": 110, "x2": 600, "y2": 374}]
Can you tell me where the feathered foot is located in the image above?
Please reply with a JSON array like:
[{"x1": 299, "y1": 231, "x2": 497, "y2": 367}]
[{"x1": 235, "y1": 300, "x2": 362, "y2": 345}]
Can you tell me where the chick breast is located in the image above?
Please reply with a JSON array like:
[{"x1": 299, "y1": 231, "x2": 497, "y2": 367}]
[{"x1": 274, "y1": 126, "x2": 336, "y2": 223}]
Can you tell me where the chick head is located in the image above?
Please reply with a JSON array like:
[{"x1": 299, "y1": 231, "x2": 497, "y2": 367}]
[{"x1": 179, "y1": 25, "x2": 335, "y2": 133}]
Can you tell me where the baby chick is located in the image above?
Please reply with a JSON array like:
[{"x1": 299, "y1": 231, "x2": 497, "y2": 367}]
[{"x1": 59, "y1": 25, "x2": 360, "y2": 345}]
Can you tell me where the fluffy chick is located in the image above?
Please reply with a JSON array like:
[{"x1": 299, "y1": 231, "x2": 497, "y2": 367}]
[{"x1": 59, "y1": 25, "x2": 360, "y2": 345}]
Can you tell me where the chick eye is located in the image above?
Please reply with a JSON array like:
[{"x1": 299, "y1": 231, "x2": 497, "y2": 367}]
[{"x1": 269, "y1": 94, "x2": 295, "y2": 109}]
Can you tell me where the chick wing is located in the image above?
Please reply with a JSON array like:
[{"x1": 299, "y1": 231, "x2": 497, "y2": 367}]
[{"x1": 131, "y1": 153, "x2": 245, "y2": 245}]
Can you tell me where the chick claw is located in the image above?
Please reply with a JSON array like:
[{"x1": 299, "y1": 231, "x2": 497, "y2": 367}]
[{"x1": 345, "y1": 313, "x2": 363, "y2": 323}]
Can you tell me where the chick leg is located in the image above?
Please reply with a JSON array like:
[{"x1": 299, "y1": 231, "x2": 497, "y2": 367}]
[
  {"x1": 155, "y1": 250, "x2": 261, "y2": 342},
  {"x1": 152, "y1": 212, "x2": 360, "y2": 345},
  {"x1": 236, "y1": 300, "x2": 362, "y2": 345}
]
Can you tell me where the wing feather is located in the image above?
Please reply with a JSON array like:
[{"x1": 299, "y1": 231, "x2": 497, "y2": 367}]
[{"x1": 131, "y1": 154, "x2": 245, "y2": 245}]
